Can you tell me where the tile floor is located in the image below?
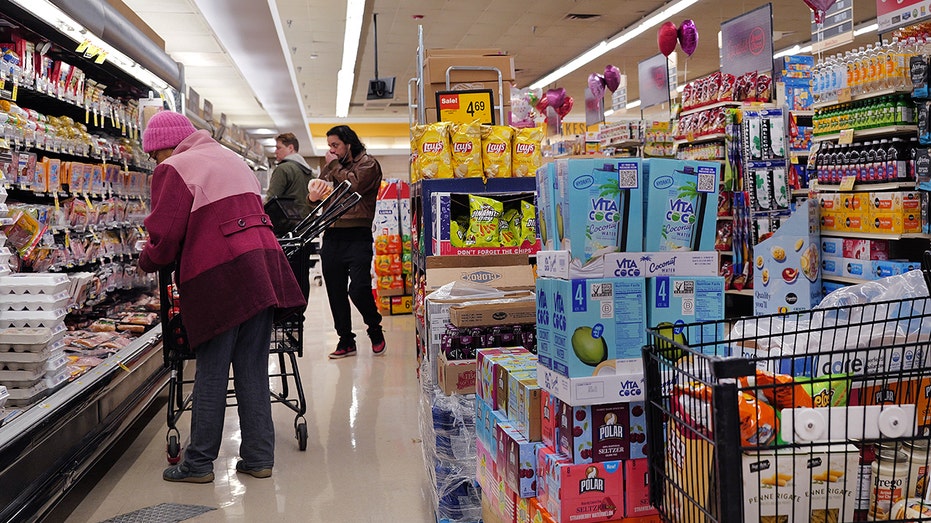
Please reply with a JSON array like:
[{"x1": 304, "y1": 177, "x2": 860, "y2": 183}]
[{"x1": 64, "y1": 282, "x2": 434, "y2": 523}]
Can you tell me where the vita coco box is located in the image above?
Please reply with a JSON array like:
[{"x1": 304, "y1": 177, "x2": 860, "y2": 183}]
[
  {"x1": 535, "y1": 277, "x2": 554, "y2": 370},
  {"x1": 542, "y1": 276, "x2": 648, "y2": 378},
  {"x1": 647, "y1": 277, "x2": 725, "y2": 354},
  {"x1": 554, "y1": 157, "x2": 643, "y2": 268},
  {"x1": 536, "y1": 162, "x2": 559, "y2": 250},
  {"x1": 643, "y1": 158, "x2": 720, "y2": 252}
]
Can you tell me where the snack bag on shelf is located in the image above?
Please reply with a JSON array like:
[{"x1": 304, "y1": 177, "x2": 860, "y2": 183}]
[
  {"x1": 450, "y1": 120, "x2": 483, "y2": 178},
  {"x1": 520, "y1": 200, "x2": 536, "y2": 246},
  {"x1": 449, "y1": 216, "x2": 469, "y2": 247},
  {"x1": 466, "y1": 194, "x2": 503, "y2": 247},
  {"x1": 481, "y1": 125, "x2": 513, "y2": 178},
  {"x1": 512, "y1": 127, "x2": 544, "y2": 177},
  {"x1": 499, "y1": 207, "x2": 521, "y2": 247},
  {"x1": 412, "y1": 122, "x2": 453, "y2": 179}
]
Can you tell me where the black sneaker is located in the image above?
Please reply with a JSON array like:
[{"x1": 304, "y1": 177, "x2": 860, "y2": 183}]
[
  {"x1": 369, "y1": 327, "x2": 386, "y2": 356},
  {"x1": 236, "y1": 460, "x2": 273, "y2": 479},
  {"x1": 329, "y1": 339, "x2": 357, "y2": 359},
  {"x1": 163, "y1": 463, "x2": 214, "y2": 483}
]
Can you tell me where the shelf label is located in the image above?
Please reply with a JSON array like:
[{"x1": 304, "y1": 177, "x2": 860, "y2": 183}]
[
  {"x1": 838, "y1": 128, "x2": 855, "y2": 144},
  {"x1": 839, "y1": 175, "x2": 857, "y2": 191},
  {"x1": 436, "y1": 89, "x2": 495, "y2": 125},
  {"x1": 837, "y1": 87, "x2": 852, "y2": 103}
]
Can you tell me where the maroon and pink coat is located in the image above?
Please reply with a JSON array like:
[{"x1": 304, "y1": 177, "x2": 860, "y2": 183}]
[{"x1": 139, "y1": 130, "x2": 306, "y2": 348}]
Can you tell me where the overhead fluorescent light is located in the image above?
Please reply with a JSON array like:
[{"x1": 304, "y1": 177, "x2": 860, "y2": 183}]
[
  {"x1": 854, "y1": 23, "x2": 878, "y2": 36},
  {"x1": 9, "y1": 0, "x2": 170, "y2": 92},
  {"x1": 529, "y1": 0, "x2": 700, "y2": 90},
  {"x1": 335, "y1": 0, "x2": 366, "y2": 118}
]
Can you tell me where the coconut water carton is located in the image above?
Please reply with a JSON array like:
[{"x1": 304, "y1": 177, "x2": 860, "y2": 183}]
[
  {"x1": 647, "y1": 276, "x2": 726, "y2": 356},
  {"x1": 554, "y1": 157, "x2": 643, "y2": 268},
  {"x1": 536, "y1": 162, "x2": 559, "y2": 251},
  {"x1": 643, "y1": 159, "x2": 720, "y2": 251}
]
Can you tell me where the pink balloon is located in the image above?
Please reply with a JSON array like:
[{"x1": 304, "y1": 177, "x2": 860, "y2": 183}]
[
  {"x1": 588, "y1": 73, "x2": 606, "y2": 99},
  {"x1": 556, "y1": 96, "x2": 574, "y2": 118},
  {"x1": 678, "y1": 19, "x2": 698, "y2": 57},
  {"x1": 802, "y1": 0, "x2": 837, "y2": 23},
  {"x1": 546, "y1": 88, "x2": 566, "y2": 110},
  {"x1": 657, "y1": 21, "x2": 678, "y2": 57},
  {"x1": 604, "y1": 65, "x2": 621, "y2": 92}
]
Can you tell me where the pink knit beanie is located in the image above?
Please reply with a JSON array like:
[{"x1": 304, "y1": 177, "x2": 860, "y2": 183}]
[{"x1": 142, "y1": 111, "x2": 197, "y2": 153}]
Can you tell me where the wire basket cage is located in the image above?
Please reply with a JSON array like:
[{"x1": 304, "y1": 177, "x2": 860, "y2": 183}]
[{"x1": 643, "y1": 285, "x2": 931, "y2": 522}]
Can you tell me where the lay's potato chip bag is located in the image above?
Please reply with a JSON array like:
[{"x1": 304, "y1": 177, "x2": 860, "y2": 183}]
[
  {"x1": 521, "y1": 200, "x2": 537, "y2": 245},
  {"x1": 466, "y1": 195, "x2": 503, "y2": 247},
  {"x1": 450, "y1": 120, "x2": 483, "y2": 178},
  {"x1": 409, "y1": 135, "x2": 421, "y2": 183},
  {"x1": 413, "y1": 122, "x2": 453, "y2": 179},
  {"x1": 481, "y1": 125, "x2": 513, "y2": 178},
  {"x1": 499, "y1": 208, "x2": 521, "y2": 247},
  {"x1": 512, "y1": 127, "x2": 544, "y2": 177}
]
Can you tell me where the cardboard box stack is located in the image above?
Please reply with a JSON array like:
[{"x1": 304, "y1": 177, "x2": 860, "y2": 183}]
[
  {"x1": 374, "y1": 179, "x2": 413, "y2": 315},
  {"x1": 419, "y1": 48, "x2": 515, "y2": 124}
]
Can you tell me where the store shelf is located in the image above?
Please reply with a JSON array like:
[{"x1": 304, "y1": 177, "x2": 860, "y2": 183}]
[
  {"x1": 790, "y1": 110, "x2": 814, "y2": 118},
  {"x1": 791, "y1": 189, "x2": 811, "y2": 196},
  {"x1": 673, "y1": 132, "x2": 727, "y2": 148},
  {"x1": 717, "y1": 215, "x2": 734, "y2": 221},
  {"x1": 810, "y1": 88, "x2": 913, "y2": 110},
  {"x1": 811, "y1": 125, "x2": 917, "y2": 143},
  {"x1": 821, "y1": 230, "x2": 931, "y2": 240},
  {"x1": 680, "y1": 100, "x2": 743, "y2": 117},
  {"x1": 814, "y1": 181, "x2": 917, "y2": 192},
  {"x1": 725, "y1": 288, "x2": 754, "y2": 297},
  {"x1": 822, "y1": 275, "x2": 872, "y2": 285},
  {"x1": 601, "y1": 139, "x2": 642, "y2": 149}
]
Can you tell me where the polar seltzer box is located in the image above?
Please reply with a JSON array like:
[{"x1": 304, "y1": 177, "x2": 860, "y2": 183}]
[{"x1": 542, "y1": 277, "x2": 647, "y2": 378}]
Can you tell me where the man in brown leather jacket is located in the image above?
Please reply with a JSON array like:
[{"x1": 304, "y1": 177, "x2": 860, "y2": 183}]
[{"x1": 308, "y1": 125, "x2": 385, "y2": 358}]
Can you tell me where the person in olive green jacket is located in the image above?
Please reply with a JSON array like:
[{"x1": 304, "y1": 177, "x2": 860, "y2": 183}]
[{"x1": 266, "y1": 132, "x2": 316, "y2": 218}]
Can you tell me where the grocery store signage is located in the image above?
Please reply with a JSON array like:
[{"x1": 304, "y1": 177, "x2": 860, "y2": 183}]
[
  {"x1": 719, "y1": 4, "x2": 774, "y2": 77},
  {"x1": 436, "y1": 89, "x2": 495, "y2": 125},
  {"x1": 811, "y1": 0, "x2": 854, "y2": 53},
  {"x1": 638, "y1": 53, "x2": 671, "y2": 109},
  {"x1": 611, "y1": 75, "x2": 628, "y2": 111},
  {"x1": 877, "y1": 0, "x2": 931, "y2": 32}
]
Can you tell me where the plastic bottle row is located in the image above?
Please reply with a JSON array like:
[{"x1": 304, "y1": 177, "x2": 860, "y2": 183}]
[
  {"x1": 812, "y1": 95, "x2": 916, "y2": 135},
  {"x1": 813, "y1": 137, "x2": 917, "y2": 185},
  {"x1": 811, "y1": 37, "x2": 916, "y2": 104}
]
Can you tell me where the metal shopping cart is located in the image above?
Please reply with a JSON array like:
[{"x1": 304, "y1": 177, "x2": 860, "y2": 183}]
[
  {"x1": 160, "y1": 181, "x2": 361, "y2": 463},
  {"x1": 642, "y1": 261, "x2": 931, "y2": 522}
]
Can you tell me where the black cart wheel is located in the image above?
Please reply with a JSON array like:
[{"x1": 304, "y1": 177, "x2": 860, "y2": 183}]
[
  {"x1": 166, "y1": 434, "x2": 182, "y2": 464},
  {"x1": 296, "y1": 422, "x2": 308, "y2": 451}
]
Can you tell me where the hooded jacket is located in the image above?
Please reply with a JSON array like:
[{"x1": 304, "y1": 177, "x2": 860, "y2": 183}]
[
  {"x1": 139, "y1": 130, "x2": 306, "y2": 348},
  {"x1": 316, "y1": 151, "x2": 382, "y2": 228},
  {"x1": 267, "y1": 153, "x2": 315, "y2": 218}
]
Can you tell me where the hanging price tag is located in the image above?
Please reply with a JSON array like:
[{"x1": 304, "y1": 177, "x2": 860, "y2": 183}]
[
  {"x1": 839, "y1": 175, "x2": 857, "y2": 191},
  {"x1": 53, "y1": 192, "x2": 60, "y2": 212},
  {"x1": 11, "y1": 78, "x2": 17, "y2": 102},
  {"x1": 84, "y1": 193, "x2": 95, "y2": 211}
]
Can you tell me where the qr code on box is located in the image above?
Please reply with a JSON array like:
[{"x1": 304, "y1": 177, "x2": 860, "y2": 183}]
[
  {"x1": 696, "y1": 172, "x2": 716, "y2": 193},
  {"x1": 617, "y1": 162, "x2": 639, "y2": 189},
  {"x1": 590, "y1": 283, "x2": 613, "y2": 299}
]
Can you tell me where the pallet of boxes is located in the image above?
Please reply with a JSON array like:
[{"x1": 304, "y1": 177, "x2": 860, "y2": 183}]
[
  {"x1": 477, "y1": 156, "x2": 726, "y2": 523},
  {"x1": 373, "y1": 179, "x2": 413, "y2": 315},
  {"x1": 417, "y1": 48, "x2": 513, "y2": 124}
]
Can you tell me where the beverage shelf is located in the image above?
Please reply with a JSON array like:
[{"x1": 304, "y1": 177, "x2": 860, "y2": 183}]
[
  {"x1": 814, "y1": 181, "x2": 917, "y2": 192},
  {"x1": 673, "y1": 132, "x2": 727, "y2": 148},
  {"x1": 811, "y1": 88, "x2": 913, "y2": 110},
  {"x1": 821, "y1": 230, "x2": 931, "y2": 240},
  {"x1": 811, "y1": 125, "x2": 917, "y2": 143}
]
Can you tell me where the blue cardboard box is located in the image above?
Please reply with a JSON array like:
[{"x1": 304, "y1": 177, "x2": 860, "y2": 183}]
[
  {"x1": 643, "y1": 159, "x2": 720, "y2": 251},
  {"x1": 648, "y1": 276, "x2": 725, "y2": 355}
]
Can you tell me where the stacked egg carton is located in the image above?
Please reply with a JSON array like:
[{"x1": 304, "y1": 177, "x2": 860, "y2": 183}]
[
  {"x1": 0, "y1": 184, "x2": 11, "y2": 278},
  {"x1": 0, "y1": 273, "x2": 70, "y2": 407}
]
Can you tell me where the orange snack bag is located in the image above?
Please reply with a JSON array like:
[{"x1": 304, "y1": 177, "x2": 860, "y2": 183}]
[
  {"x1": 673, "y1": 382, "x2": 777, "y2": 447},
  {"x1": 450, "y1": 120, "x2": 483, "y2": 178},
  {"x1": 412, "y1": 123, "x2": 454, "y2": 179},
  {"x1": 738, "y1": 369, "x2": 814, "y2": 409},
  {"x1": 511, "y1": 126, "x2": 544, "y2": 177},
  {"x1": 481, "y1": 125, "x2": 513, "y2": 178}
]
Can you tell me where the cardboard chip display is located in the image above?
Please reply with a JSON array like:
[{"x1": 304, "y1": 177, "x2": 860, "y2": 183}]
[{"x1": 424, "y1": 253, "x2": 534, "y2": 291}]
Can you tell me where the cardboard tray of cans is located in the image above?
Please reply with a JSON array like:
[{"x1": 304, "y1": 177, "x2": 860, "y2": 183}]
[
  {"x1": 0, "y1": 273, "x2": 71, "y2": 295},
  {"x1": 0, "y1": 326, "x2": 66, "y2": 352},
  {"x1": 0, "y1": 291, "x2": 70, "y2": 311},
  {"x1": 0, "y1": 309, "x2": 67, "y2": 328}
]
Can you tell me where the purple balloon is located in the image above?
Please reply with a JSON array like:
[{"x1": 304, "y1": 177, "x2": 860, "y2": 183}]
[
  {"x1": 678, "y1": 19, "x2": 699, "y2": 57},
  {"x1": 546, "y1": 88, "x2": 566, "y2": 110},
  {"x1": 604, "y1": 65, "x2": 621, "y2": 92},
  {"x1": 588, "y1": 73, "x2": 606, "y2": 99}
]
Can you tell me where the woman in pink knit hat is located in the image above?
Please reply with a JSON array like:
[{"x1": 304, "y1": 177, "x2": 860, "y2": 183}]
[{"x1": 138, "y1": 110, "x2": 306, "y2": 483}]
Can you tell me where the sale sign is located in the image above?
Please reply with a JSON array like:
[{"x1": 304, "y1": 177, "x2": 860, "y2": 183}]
[{"x1": 435, "y1": 89, "x2": 495, "y2": 125}]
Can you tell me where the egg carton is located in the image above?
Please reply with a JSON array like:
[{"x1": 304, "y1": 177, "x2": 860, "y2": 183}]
[
  {"x1": 44, "y1": 368, "x2": 69, "y2": 390},
  {"x1": 0, "y1": 365, "x2": 45, "y2": 385},
  {"x1": 4, "y1": 381, "x2": 48, "y2": 407},
  {"x1": 0, "y1": 273, "x2": 70, "y2": 295},
  {"x1": 0, "y1": 291, "x2": 70, "y2": 312},
  {"x1": 0, "y1": 247, "x2": 10, "y2": 267},
  {"x1": 0, "y1": 385, "x2": 7, "y2": 409},
  {"x1": 0, "y1": 309, "x2": 66, "y2": 329},
  {"x1": 0, "y1": 326, "x2": 56, "y2": 350},
  {"x1": 0, "y1": 346, "x2": 65, "y2": 370}
]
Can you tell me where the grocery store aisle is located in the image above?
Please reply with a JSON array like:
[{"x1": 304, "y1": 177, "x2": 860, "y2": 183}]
[{"x1": 64, "y1": 282, "x2": 431, "y2": 523}]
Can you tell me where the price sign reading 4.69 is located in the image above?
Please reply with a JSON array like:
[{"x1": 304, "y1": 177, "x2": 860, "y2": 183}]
[{"x1": 436, "y1": 89, "x2": 495, "y2": 125}]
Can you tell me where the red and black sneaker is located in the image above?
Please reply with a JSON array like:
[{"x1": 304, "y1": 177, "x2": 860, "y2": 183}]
[
  {"x1": 329, "y1": 339, "x2": 357, "y2": 359},
  {"x1": 369, "y1": 327, "x2": 386, "y2": 356}
]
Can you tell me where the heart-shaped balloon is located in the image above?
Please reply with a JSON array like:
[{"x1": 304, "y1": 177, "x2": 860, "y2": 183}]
[
  {"x1": 546, "y1": 88, "x2": 566, "y2": 110},
  {"x1": 657, "y1": 21, "x2": 678, "y2": 57},
  {"x1": 556, "y1": 96, "x2": 574, "y2": 118},
  {"x1": 535, "y1": 96, "x2": 549, "y2": 113},
  {"x1": 588, "y1": 73, "x2": 606, "y2": 99},
  {"x1": 802, "y1": 0, "x2": 837, "y2": 23},
  {"x1": 678, "y1": 19, "x2": 698, "y2": 57},
  {"x1": 604, "y1": 65, "x2": 621, "y2": 92}
]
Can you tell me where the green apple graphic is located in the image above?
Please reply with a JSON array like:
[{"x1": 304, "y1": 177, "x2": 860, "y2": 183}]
[
  {"x1": 654, "y1": 321, "x2": 687, "y2": 361},
  {"x1": 571, "y1": 326, "x2": 607, "y2": 366}
]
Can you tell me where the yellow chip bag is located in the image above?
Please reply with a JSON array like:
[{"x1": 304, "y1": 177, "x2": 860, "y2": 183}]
[
  {"x1": 499, "y1": 208, "x2": 521, "y2": 247},
  {"x1": 466, "y1": 195, "x2": 503, "y2": 247},
  {"x1": 512, "y1": 127, "x2": 544, "y2": 177},
  {"x1": 481, "y1": 125, "x2": 513, "y2": 178},
  {"x1": 412, "y1": 123, "x2": 453, "y2": 179},
  {"x1": 450, "y1": 120, "x2": 483, "y2": 178},
  {"x1": 409, "y1": 134, "x2": 421, "y2": 184}
]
